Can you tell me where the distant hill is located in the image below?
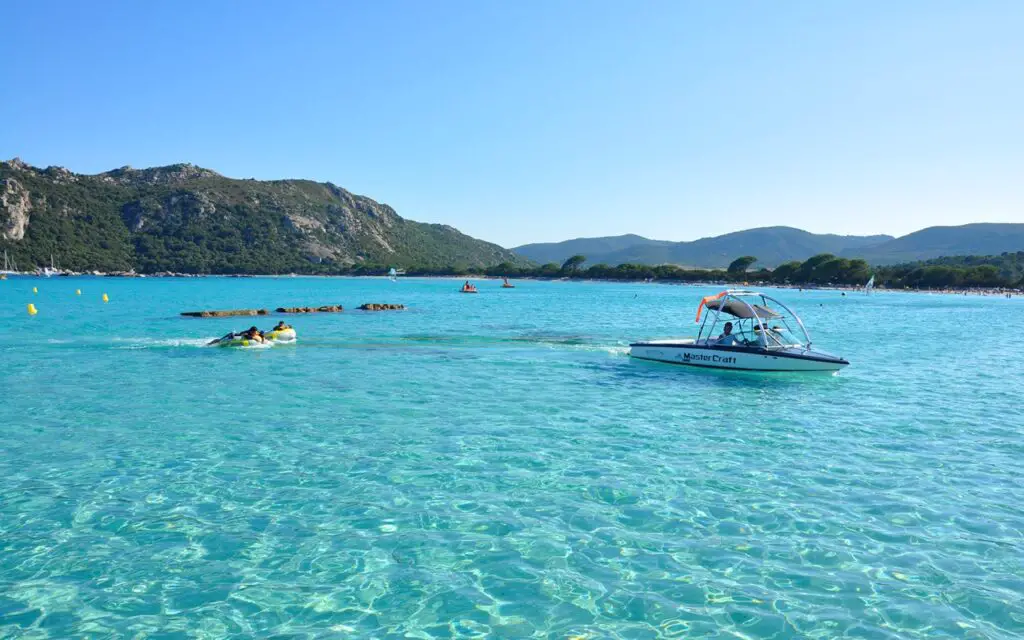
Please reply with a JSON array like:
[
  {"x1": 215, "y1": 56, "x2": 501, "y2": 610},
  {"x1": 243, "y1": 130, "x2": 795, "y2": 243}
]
[
  {"x1": 0, "y1": 158, "x2": 527, "y2": 273},
  {"x1": 515, "y1": 226, "x2": 893, "y2": 268},
  {"x1": 840, "y1": 223, "x2": 1024, "y2": 264},
  {"x1": 513, "y1": 234, "x2": 671, "y2": 265}
]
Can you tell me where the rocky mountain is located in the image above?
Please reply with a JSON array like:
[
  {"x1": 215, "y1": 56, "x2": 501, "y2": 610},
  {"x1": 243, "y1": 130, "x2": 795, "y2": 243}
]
[
  {"x1": 515, "y1": 227, "x2": 894, "y2": 268},
  {"x1": 839, "y1": 223, "x2": 1024, "y2": 264},
  {"x1": 0, "y1": 158, "x2": 526, "y2": 273}
]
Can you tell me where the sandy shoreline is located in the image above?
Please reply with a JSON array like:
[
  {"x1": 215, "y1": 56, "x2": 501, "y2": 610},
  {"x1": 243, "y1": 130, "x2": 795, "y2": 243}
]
[{"x1": 4, "y1": 271, "x2": 1018, "y2": 297}]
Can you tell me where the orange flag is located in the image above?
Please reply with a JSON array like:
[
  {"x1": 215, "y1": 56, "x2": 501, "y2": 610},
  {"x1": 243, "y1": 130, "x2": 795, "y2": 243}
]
[{"x1": 695, "y1": 291, "x2": 727, "y2": 323}]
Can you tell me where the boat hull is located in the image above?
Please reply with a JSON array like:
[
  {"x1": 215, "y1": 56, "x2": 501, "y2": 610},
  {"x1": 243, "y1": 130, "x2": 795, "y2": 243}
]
[
  {"x1": 214, "y1": 338, "x2": 272, "y2": 349},
  {"x1": 629, "y1": 341, "x2": 848, "y2": 372},
  {"x1": 267, "y1": 328, "x2": 297, "y2": 343}
]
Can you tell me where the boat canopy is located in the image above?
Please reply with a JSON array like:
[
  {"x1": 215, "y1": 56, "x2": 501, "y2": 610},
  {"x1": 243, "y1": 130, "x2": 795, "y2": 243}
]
[
  {"x1": 705, "y1": 298, "x2": 781, "y2": 319},
  {"x1": 693, "y1": 289, "x2": 814, "y2": 349}
]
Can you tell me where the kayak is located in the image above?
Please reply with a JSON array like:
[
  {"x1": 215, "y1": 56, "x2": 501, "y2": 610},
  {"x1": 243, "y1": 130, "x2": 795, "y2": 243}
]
[{"x1": 266, "y1": 328, "x2": 297, "y2": 343}]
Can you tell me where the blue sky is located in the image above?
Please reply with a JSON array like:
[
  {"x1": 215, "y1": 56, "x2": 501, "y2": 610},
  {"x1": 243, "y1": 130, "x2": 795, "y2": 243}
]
[{"x1": 3, "y1": 1, "x2": 1022, "y2": 246}]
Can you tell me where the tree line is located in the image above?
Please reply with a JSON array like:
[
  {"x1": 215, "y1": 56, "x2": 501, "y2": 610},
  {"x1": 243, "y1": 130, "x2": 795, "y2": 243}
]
[{"x1": 352, "y1": 252, "x2": 1024, "y2": 289}]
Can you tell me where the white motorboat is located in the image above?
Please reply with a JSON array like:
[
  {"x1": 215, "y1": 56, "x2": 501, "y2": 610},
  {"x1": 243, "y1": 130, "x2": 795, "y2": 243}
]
[{"x1": 630, "y1": 290, "x2": 849, "y2": 372}]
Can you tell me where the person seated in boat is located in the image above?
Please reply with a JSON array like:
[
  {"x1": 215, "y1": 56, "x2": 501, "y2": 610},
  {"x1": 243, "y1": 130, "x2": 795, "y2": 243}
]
[
  {"x1": 462, "y1": 281, "x2": 476, "y2": 292},
  {"x1": 242, "y1": 326, "x2": 265, "y2": 343},
  {"x1": 752, "y1": 324, "x2": 788, "y2": 347},
  {"x1": 272, "y1": 321, "x2": 291, "y2": 331},
  {"x1": 751, "y1": 324, "x2": 773, "y2": 347},
  {"x1": 715, "y1": 322, "x2": 739, "y2": 346}
]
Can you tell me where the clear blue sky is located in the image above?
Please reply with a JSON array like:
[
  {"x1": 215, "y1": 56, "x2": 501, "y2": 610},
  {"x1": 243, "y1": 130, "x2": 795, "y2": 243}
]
[{"x1": 3, "y1": 1, "x2": 1023, "y2": 247}]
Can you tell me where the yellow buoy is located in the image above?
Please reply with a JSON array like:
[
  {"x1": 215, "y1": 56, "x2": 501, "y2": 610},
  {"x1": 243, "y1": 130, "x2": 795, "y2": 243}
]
[
  {"x1": 76, "y1": 289, "x2": 82, "y2": 295},
  {"x1": 33, "y1": 287, "x2": 38, "y2": 294},
  {"x1": 27, "y1": 303, "x2": 37, "y2": 315},
  {"x1": 242, "y1": 339, "x2": 250, "y2": 347},
  {"x1": 102, "y1": 293, "x2": 109, "y2": 303}
]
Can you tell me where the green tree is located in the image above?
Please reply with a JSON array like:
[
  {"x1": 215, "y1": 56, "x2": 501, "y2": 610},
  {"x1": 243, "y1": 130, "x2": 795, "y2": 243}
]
[
  {"x1": 539, "y1": 262, "x2": 562, "y2": 277},
  {"x1": 727, "y1": 256, "x2": 758, "y2": 275},
  {"x1": 771, "y1": 261, "x2": 802, "y2": 283},
  {"x1": 561, "y1": 254, "x2": 586, "y2": 273}
]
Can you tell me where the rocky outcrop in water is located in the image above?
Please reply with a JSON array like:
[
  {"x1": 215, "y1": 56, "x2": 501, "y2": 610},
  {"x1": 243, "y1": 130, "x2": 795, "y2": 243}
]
[
  {"x1": 275, "y1": 305, "x2": 344, "y2": 313},
  {"x1": 358, "y1": 303, "x2": 405, "y2": 311},
  {"x1": 181, "y1": 309, "x2": 269, "y2": 318}
]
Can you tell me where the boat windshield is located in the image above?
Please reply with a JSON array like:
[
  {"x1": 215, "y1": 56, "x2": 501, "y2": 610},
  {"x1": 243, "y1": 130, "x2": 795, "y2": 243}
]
[{"x1": 758, "y1": 324, "x2": 804, "y2": 348}]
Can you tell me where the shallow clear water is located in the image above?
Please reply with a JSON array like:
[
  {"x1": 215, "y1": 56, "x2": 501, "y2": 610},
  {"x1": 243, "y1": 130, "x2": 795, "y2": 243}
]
[{"x1": 1, "y1": 276, "x2": 1022, "y2": 638}]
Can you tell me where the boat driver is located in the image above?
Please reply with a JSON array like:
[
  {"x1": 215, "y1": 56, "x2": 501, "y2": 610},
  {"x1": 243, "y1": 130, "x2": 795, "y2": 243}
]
[{"x1": 716, "y1": 322, "x2": 739, "y2": 346}]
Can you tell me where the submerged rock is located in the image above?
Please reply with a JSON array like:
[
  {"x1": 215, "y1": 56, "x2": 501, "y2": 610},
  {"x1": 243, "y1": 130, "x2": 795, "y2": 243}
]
[
  {"x1": 275, "y1": 305, "x2": 344, "y2": 313},
  {"x1": 181, "y1": 309, "x2": 269, "y2": 318},
  {"x1": 358, "y1": 303, "x2": 405, "y2": 311}
]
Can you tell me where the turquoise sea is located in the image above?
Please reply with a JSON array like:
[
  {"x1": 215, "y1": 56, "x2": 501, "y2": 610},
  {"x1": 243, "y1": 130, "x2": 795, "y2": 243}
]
[{"x1": 1, "y1": 276, "x2": 1022, "y2": 639}]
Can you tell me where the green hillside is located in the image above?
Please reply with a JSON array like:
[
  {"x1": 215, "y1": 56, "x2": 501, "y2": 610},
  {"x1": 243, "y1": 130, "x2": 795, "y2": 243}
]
[{"x1": 0, "y1": 158, "x2": 526, "y2": 274}]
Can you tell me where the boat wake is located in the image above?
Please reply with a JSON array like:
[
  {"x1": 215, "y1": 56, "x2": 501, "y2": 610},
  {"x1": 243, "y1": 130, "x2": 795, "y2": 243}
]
[
  {"x1": 111, "y1": 337, "x2": 215, "y2": 350},
  {"x1": 34, "y1": 334, "x2": 629, "y2": 355},
  {"x1": 399, "y1": 333, "x2": 630, "y2": 356}
]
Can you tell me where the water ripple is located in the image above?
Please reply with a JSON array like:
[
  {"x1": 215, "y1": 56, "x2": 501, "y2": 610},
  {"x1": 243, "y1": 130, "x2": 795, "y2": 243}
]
[{"x1": 1, "y1": 279, "x2": 1023, "y2": 637}]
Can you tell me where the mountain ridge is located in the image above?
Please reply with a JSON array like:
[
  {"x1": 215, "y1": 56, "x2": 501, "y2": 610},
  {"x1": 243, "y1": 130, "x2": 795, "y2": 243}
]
[
  {"x1": 515, "y1": 223, "x2": 1024, "y2": 268},
  {"x1": 0, "y1": 158, "x2": 526, "y2": 273},
  {"x1": 838, "y1": 223, "x2": 1024, "y2": 264},
  {"x1": 515, "y1": 227, "x2": 895, "y2": 268}
]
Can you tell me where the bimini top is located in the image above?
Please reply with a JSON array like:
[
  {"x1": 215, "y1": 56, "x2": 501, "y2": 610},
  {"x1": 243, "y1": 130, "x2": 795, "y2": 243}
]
[
  {"x1": 705, "y1": 298, "x2": 781, "y2": 319},
  {"x1": 695, "y1": 290, "x2": 787, "y2": 323}
]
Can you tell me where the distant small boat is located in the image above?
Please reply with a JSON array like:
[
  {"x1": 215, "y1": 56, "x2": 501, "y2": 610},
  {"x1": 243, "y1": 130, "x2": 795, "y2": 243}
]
[
  {"x1": 501, "y1": 277, "x2": 515, "y2": 289},
  {"x1": 865, "y1": 275, "x2": 875, "y2": 295},
  {"x1": 388, "y1": 267, "x2": 398, "y2": 282},
  {"x1": 1, "y1": 250, "x2": 15, "y2": 277},
  {"x1": 41, "y1": 254, "x2": 60, "y2": 278},
  {"x1": 460, "y1": 281, "x2": 478, "y2": 293}
]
